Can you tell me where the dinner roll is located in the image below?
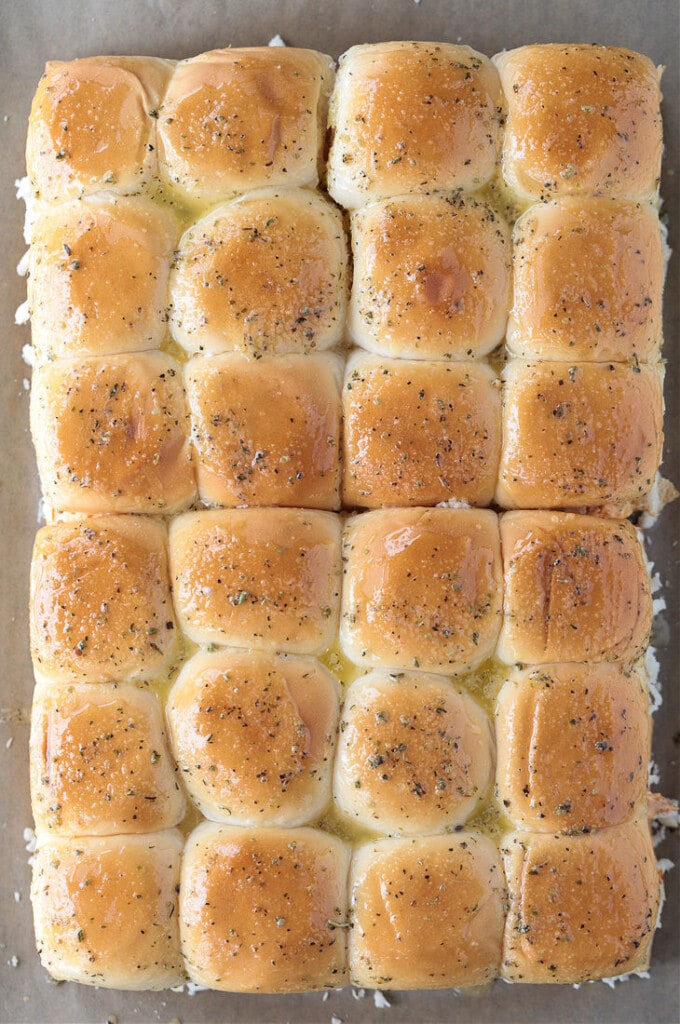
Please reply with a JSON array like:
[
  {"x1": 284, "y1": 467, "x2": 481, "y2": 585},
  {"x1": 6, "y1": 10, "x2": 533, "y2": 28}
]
[
  {"x1": 180, "y1": 823, "x2": 349, "y2": 991},
  {"x1": 334, "y1": 671, "x2": 493, "y2": 835},
  {"x1": 496, "y1": 360, "x2": 663, "y2": 512},
  {"x1": 158, "y1": 48, "x2": 333, "y2": 202},
  {"x1": 495, "y1": 664, "x2": 650, "y2": 832},
  {"x1": 28, "y1": 195, "x2": 178, "y2": 360},
  {"x1": 169, "y1": 189, "x2": 348, "y2": 357},
  {"x1": 186, "y1": 352, "x2": 342, "y2": 509},
  {"x1": 509, "y1": 198, "x2": 665, "y2": 362},
  {"x1": 169, "y1": 508, "x2": 341, "y2": 654},
  {"x1": 495, "y1": 44, "x2": 663, "y2": 201},
  {"x1": 498, "y1": 511, "x2": 652, "y2": 665},
  {"x1": 327, "y1": 42, "x2": 503, "y2": 208},
  {"x1": 30, "y1": 352, "x2": 196, "y2": 515},
  {"x1": 349, "y1": 833, "x2": 504, "y2": 988},
  {"x1": 342, "y1": 354, "x2": 501, "y2": 508},
  {"x1": 26, "y1": 56, "x2": 173, "y2": 203},
  {"x1": 30, "y1": 682, "x2": 184, "y2": 836},
  {"x1": 166, "y1": 649, "x2": 338, "y2": 826},
  {"x1": 30, "y1": 516, "x2": 176, "y2": 684},
  {"x1": 349, "y1": 193, "x2": 511, "y2": 359},
  {"x1": 502, "y1": 822, "x2": 660, "y2": 983},
  {"x1": 31, "y1": 830, "x2": 184, "y2": 989},
  {"x1": 340, "y1": 508, "x2": 502, "y2": 673}
]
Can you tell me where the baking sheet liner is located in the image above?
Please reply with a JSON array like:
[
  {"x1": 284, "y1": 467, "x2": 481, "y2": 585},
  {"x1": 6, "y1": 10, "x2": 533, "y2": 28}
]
[{"x1": 1, "y1": 1, "x2": 678, "y2": 1021}]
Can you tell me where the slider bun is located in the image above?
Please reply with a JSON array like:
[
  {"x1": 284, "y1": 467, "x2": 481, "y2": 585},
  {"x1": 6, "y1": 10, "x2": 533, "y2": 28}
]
[
  {"x1": 508, "y1": 198, "x2": 665, "y2": 362},
  {"x1": 30, "y1": 516, "x2": 176, "y2": 684},
  {"x1": 349, "y1": 193, "x2": 511, "y2": 359},
  {"x1": 27, "y1": 56, "x2": 173, "y2": 202},
  {"x1": 349, "y1": 833, "x2": 504, "y2": 988},
  {"x1": 28, "y1": 195, "x2": 178, "y2": 360},
  {"x1": 495, "y1": 664, "x2": 650, "y2": 832},
  {"x1": 158, "y1": 48, "x2": 334, "y2": 202},
  {"x1": 169, "y1": 188, "x2": 348, "y2": 357},
  {"x1": 340, "y1": 508, "x2": 503, "y2": 674},
  {"x1": 498, "y1": 511, "x2": 652, "y2": 665},
  {"x1": 494, "y1": 44, "x2": 662, "y2": 201},
  {"x1": 30, "y1": 682, "x2": 184, "y2": 836},
  {"x1": 502, "y1": 823, "x2": 660, "y2": 983},
  {"x1": 342, "y1": 353, "x2": 501, "y2": 508},
  {"x1": 169, "y1": 508, "x2": 341, "y2": 654},
  {"x1": 166, "y1": 649, "x2": 338, "y2": 826},
  {"x1": 186, "y1": 351, "x2": 342, "y2": 509},
  {"x1": 30, "y1": 352, "x2": 196, "y2": 515},
  {"x1": 180, "y1": 823, "x2": 349, "y2": 992},
  {"x1": 31, "y1": 830, "x2": 184, "y2": 989},
  {"x1": 328, "y1": 42, "x2": 502, "y2": 208},
  {"x1": 334, "y1": 671, "x2": 493, "y2": 835},
  {"x1": 496, "y1": 361, "x2": 663, "y2": 513}
]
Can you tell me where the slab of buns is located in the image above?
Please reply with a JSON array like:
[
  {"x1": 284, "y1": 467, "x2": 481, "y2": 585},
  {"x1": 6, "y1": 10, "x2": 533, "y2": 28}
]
[{"x1": 23, "y1": 40, "x2": 667, "y2": 993}]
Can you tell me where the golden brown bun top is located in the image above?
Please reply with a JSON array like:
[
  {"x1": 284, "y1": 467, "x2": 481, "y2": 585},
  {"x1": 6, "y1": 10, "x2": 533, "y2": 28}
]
[
  {"x1": 340, "y1": 507, "x2": 503, "y2": 674},
  {"x1": 30, "y1": 515, "x2": 176, "y2": 684},
  {"x1": 342, "y1": 354, "x2": 501, "y2": 509},
  {"x1": 495, "y1": 45, "x2": 662, "y2": 201},
  {"x1": 496, "y1": 361, "x2": 664, "y2": 513},
  {"x1": 169, "y1": 508, "x2": 341, "y2": 654},
  {"x1": 495, "y1": 663, "x2": 651, "y2": 832},
  {"x1": 328, "y1": 42, "x2": 503, "y2": 208},
  {"x1": 27, "y1": 56, "x2": 173, "y2": 202},
  {"x1": 166, "y1": 649, "x2": 338, "y2": 827},
  {"x1": 31, "y1": 831, "x2": 184, "y2": 989},
  {"x1": 349, "y1": 193, "x2": 511, "y2": 359},
  {"x1": 498, "y1": 511, "x2": 652, "y2": 665},
  {"x1": 349, "y1": 832, "x2": 504, "y2": 989},
  {"x1": 28, "y1": 195, "x2": 178, "y2": 360},
  {"x1": 181, "y1": 823, "x2": 349, "y2": 992},
  {"x1": 169, "y1": 188, "x2": 348, "y2": 357},
  {"x1": 158, "y1": 48, "x2": 333, "y2": 201},
  {"x1": 31, "y1": 352, "x2": 196, "y2": 515},
  {"x1": 30, "y1": 681, "x2": 184, "y2": 836},
  {"x1": 186, "y1": 351, "x2": 342, "y2": 510},
  {"x1": 334, "y1": 670, "x2": 494, "y2": 835},
  {"x1": 509, "y1": 197, "x2": 665, "y2": 363},
  {"x1": 502, "y1": 823, "x2": 660, "y2": 983}
]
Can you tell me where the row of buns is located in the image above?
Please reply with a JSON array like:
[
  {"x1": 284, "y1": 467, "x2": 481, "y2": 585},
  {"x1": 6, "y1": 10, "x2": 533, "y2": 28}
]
[{"x1": 26, "y1": 43, "x2": 662, "y2": 208}]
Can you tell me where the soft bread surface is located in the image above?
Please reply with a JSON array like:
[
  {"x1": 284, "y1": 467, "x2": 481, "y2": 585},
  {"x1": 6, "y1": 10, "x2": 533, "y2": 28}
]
[
  {"x1": 167, "y1": 649, "x2": 338, "y2": 826},
  {"x1": 31, "y1": 830, "x2": 185, "y2": 989},
  {"x1": 26, "y1": 56, "x2": 173, "y2": 202},
  {"x1": 169, "y1": 189, "x2": 348, "y2": 357},
  {"x1": 28, "y1": 196, "x2": 178, "y2": 360},
  {"x1": 31, "y1": 352, "x2": 196, "y2": 515},
  {"x1": 498, "y1": 511, "x2": 652, "y2": 665},
  {"x1": 185, "y1": 352, "x2": 342, "y2": 509},
  {"x1": 502, "y1": 823, "x2": 660, "y2": 983},
  {"x1": 349, "y1": 833, "x2": 505, "y2": 988},
  {"x1": 328, "y1": 42, "x2": 503, "y2": 208},
  {"x1": 342, "y1": 354, "x2": 501, "y2": 508},
  {"x1": 340, "y1": 508, "x2": 503, "y2": 673},
  {"x1": 169, "y1": 508, "x2": 341, "y2": 653},
  {"x1": 495, "y1": 44, "x2": 662, "y2": 201},
  {"x1": 180, "y1": 823, "x2": 349, "y2": 992},
  {"x1": 30, "y1": 516, "x2": 176, "y2": 684},
  {"x1": 334, "y1": 671, "x2": 494, "y2": 835},
  {"x1": 349, "y1": 193, "x2": 511, "y2": 359},
  {"x1": 30, "y1": 682, "x2": 184, "y2": 836},
  {"x1": 496, "y1": 360, "x2": 664, "y2": 512},
  {"x1": 508, "y1": 198, "x2": 665, "y2": 362},
  {"x1": 158, "y1": 48, "x2": 333, "y2": 202},
  {"x1": 495, "y1": 664, "x2": 651, "y2": 832}
]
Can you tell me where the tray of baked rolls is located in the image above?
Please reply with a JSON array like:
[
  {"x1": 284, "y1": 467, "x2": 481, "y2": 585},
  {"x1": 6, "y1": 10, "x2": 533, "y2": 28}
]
[{"x1": 2, "y1": 2, "x2": 679, "y2": 1023}]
